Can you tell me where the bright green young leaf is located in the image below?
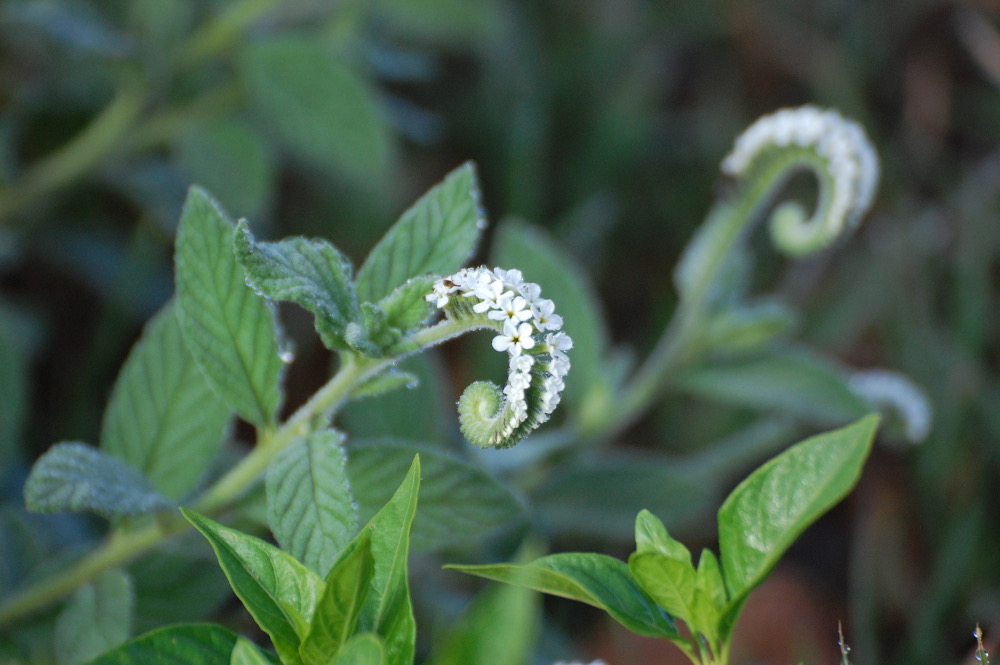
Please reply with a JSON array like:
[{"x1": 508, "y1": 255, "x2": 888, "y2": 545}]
[
  {"x1": 333, "y1": 634, "x2": 385, "y2": 665},
  {"x1": 240, "y1": 38, "x2": 391, "y2": 183},
  {"x1": 176, "y1": 118, "x2": 274, "y2": 219},
  {"x1": 356, "y1": 455, "x2": 421, "y2": 665},
  {"x1": 55, "y1": 569, "x2": 133, "y2": 665},
  {"x1": 695, "y1": 549, "x2": 727, "y2": 611},
  {"x1": 0, "y1": 326, "x2": 27, "y2": 465},
  {"x1": 24, "y1": 443, "x2": 173, "y2": 519},
  {"x1": 174, "y1": 187, "x2": 284, "y2": 426},
  {"x1": 182, "y1": 509, "x2": 322, "y2": 665},
  {"x1": 355, "y1": 162, "x2": 484, "y2": 304},
  {"x1": 628, "y1": 552, "x2": 697, "y2": 627},
  {"x1": 348, "y1": 439, "x2": 522, "y2": 552},
  {"x1": 299, "y1": 530, "x2": 374, "y2": 665},
  {"x1": 377, "y1": 276, "x2": 437, "y2": 332},
  {"x1": 82, "y1": 624, "x2": 245, "y2": 665},
  {"x1": 491, "y1": 220, "x2": 610, "y2": 408},
  {"x1": 718, "y1": 414, "x2": 879, "y2": 604},
  {"x1": 447, "y1": 553, "x2": 678, "y2": 640},
  {"x1": 234, "y1": 221, "x2": 360, "y2": 352},
  {"x1": 692, "y1": 550, "x2": 727, "y2": 645},
  {"x1": 266, "y1": 430, "x2": 358, "y2": 578},
  {"x1": 633, "y1": 509, "x2": 691, "y2": 563},
  {"x1": 100, "y1": 300, "x2": 231, "y2": 500},
  {"x1": 230, "y1": 637, "x2": 279, "y2": 665},
  {"x1": 674, "y1": 347, "x2": 869, "y2": 426}
]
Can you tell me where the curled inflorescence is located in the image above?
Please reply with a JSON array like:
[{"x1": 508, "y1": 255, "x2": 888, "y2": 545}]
[
  {"x1": 721, "y1": 105, "x2": 880, "y2": 255},
  {"x1": 849, "y1": 369, "x2": 932, "y2": 444},
  {"x1": 426, "y1": 266, "x2": 572, "y2": 449}
]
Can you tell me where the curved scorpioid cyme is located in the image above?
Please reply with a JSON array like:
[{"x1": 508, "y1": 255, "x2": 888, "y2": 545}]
[{"x1": 426, "y1": 266, "x2": 573, "y2": 449}]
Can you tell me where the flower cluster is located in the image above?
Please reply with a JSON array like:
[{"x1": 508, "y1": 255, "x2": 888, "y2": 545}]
[
  {"x1": 848, "y1": 369, "x2": 931, "y2": 444},
  {"x1": 721, "y1": 105, "x2": 880, "y2": 241},
  {"x1": 426, "y1": 266, "x2": 572, "y2": 448}
]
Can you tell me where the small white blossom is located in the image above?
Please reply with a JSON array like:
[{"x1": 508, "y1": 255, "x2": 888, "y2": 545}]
[
  {"x1": 532, "y1": 298, "x2": 563, "y2": 331},
  {"x1": 510, "y1": 354, "x2": 535, "y2": 373},
  {"x1": 489, "y1": 293, "x2": 533, "y2": 323},
  {"x1": 492, "y1": 320, "x2": 536, "y2": 356}
]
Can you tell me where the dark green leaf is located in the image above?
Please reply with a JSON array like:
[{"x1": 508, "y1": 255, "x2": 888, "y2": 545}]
[
  {"x1": 55, "y1": 569, "x2": 133, "y2": 665},
  {"x1": 333, "y1": 634, "x2": 385, "y2": 665},
  {"x1": 174, "y1": 187, "x2": 284, "y2": 426},
  {"x1": 356, "y1": 456, "x2": 420, "y2": 665},
  {"x1": 100, "y1": 300, "x2": 231, "y2": 500},
  {"x1": 491, "y1": 220, "x2": 610, "y2": 409},
  {"x1": 447, "y1": 553, "x2": 678, "y2": 639},
  {"x1": 234, "y1": 221, "x2": 360, "y2": 352},
  {"x1": 182, "y1": 509, "x2": 322, "y2": 665},
  {"x1": 674, "y1": 347, "x2": 869, "y2": 426},
  {"x1": 348, "y1": 439, "x2": 522, "y2": 552},
  {"x1": 24, "y1": 443, "x2": 173, "y2": 519},
  {"x1": 717, "y1": 415, "x2": 879, "y2": 604},
  {"x1": 240, "y1": 38, "x2": 391, "y2": 183},
  {"x1": 299, "y1": 531, "x2": 374, "y2": 665},
  {"x1": 266, "y1": 430, "x2": 358, "y2": 578},
  {"x1": 82, "y1": 624, "x2": 242, "y2": 665},
  {"x1": 355, "y1": 162, "x2": 484, "y2": 304}
]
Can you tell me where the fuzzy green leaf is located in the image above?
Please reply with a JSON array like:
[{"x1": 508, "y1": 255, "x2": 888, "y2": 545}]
[
  {"x1": 82, "y1": 624, "x2": 245, "y2": 665},
  {"x1": 333, "y1": 634, "x2": 385, "y2": 665},
  {"x1": 378, "y1": 276, "x2": 437, "y2": 332},
  {"x1": 55, "y1": 569, "x2": 133, "y2": 665},
  {"x1": 174, "y1": 187, "x2": 284, "y2": 426},
  {"x1": 447, "y1": 553, "x2": 678, "y2": 640},
  {"x1": 25, "y1": 443, "x2": 173, "y2": 519},
  {"x1": 355, "y1": 163, "x2": 484, "y2": 304},
  {"x1": 266, "y1": 431, "x2": 358, "y2": 578},
  {"x1": 182, "y1": 509, "x2": 322, "y2": 665},
  {"x1": 101, "y1": 301, "x2": 231, "y2": 500},
  {"x1": 234, "y1": 221, "x2": 360, "y2": 352},
  {"x1": 718, "y1": 414, "x2": 879, "y2": 604},
  {"x1": 240, "y1": 38, "x2": 391, "y2": 183},
  {"x1": 299, "y1": 531, "x2": 374, "y2": 665},
  {"x1": 356, "y1": 455, "x2": 420, "y2": 665},
  {"x1": 348, "y1": 440, "x2": 522, "y2": 552}
]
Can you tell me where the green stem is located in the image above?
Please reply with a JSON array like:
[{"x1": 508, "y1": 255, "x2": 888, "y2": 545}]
[
  {"x1": 172, "y1": 0, "x2": 284, "y2": 71},
  {"x1": 0, "y1": 317, "x2": 483, "y2": 628}
]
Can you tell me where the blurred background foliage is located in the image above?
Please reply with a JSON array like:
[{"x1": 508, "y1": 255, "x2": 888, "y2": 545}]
[{"x1": 2, "y1": 0, "x2": 1000, "y2": 664}]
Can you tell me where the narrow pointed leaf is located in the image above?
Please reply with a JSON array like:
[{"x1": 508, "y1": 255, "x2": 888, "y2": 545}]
[
  {"x1": 333, "y1": 634, "x2": 385, "y2": 665},
  {"x1": 175, "y1": 186, "x2": 284, "y2": 425},
  {"x1": 182, "y1": 509, "x2": 322, "y2": 665},
  {"x1": 718, "y1": 414, "x2": 879, "y2": 603},
  {"x1": 55, "y1": 569, "x2": 133, "y2": 665},
  {"x1": 447, "y1": 553, "x2": 678, "y2": 640},
  {"x1": 267, "y1": 430, "x2": 358, "y2": 578},
  {"x1": 234, "y1": 221, "x2": 360, "y2": 351},
  {"x1": 299, "y1": 531, "x2": 374, "y2": 664},
  {"x1": 25, "y1": 443, "x2": 173, "y2": 519},
  {"x1": 82, "y1": 624, "x2": 245, "y2": 665},
  {"x1": 101, "y1": 300, "x2": 231, "y2": 500},
  {"x1": 356, "y1": 163, "x2": 484, "y2": 304}
]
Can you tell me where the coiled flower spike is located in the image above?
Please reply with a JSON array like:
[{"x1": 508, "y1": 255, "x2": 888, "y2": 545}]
[{"x1": 425, "y1": 266, "x2": 572, "y2": 449}]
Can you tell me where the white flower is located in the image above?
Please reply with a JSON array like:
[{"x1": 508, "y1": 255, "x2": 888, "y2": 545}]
[
  {"x1": 518, "y1": 281, "x2": 541, "y2": 301},
  {"x1": 472, "y1": 276, "x2": 506, "y2": 312},
  {"x1": 510, "y1": 354, "x2": 535, "y2": 373},
  {"x1": 489, "y1": 293, "x2": 533, "y2": 323},
  {"x1": 531, "y1": 298, "x2": 563, "y2": 331},
  {"x1": 492, "y1": 320, "x2": 536, "y2": 356},
  {"x1": 545, "y1": 331, "x2": 573, "y2": 355}
]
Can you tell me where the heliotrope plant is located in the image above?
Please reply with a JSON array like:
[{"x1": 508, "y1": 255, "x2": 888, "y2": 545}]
[{"x1": 0, "y1": 105, "x2": 941, "y2": 665}]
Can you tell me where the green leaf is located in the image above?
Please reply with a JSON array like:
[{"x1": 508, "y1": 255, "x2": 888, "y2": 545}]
[
  {"x1": 267, "y1": 430, "x2": 358, "y2": 578},
  {"x1": 240, "y1": 37, "x2": 391, "y2": 183},
  {"x1": 82, "y1": 624, "x2": 243, "y2": 665},
  {"x1": 0, "y1": 326, "x2": 27, "y2": 464},
  {"x1": 447, "y1": 553, "x2": 678, "y2": 639},
  {"x1": 234, "y1": 221, "x2": 360, "y2": 352},
  {"x1": 491, "y1": 220, "x2": 610, "y2": 409},
  {"x1": 377, "y1": 276, "x2": 437, "y2": 332},
  {"x1": 55, "y1": 569, "x2": 133, "y2": 665},
  {"x1": 231, "y1": 637, "x2": 280, "y2": 665},
  {"x1": 333, "y1": 634, "x2": 385, "y2": 665},
  {"x1": 24, "y1": 443, "x2": 173, "y2": 519},
  {"x1": 348, "y1": 439, "x2": 522, "y2": 551},
  {"x1": 356, "y1": 455, "x2": 420, "y2": 665},
  {"x1": 174, "y1": 187, "x2": 284, "y2": 426},
  {"x1": 692, "y1": 550, "x2": 727, "y2": 644},
  {"x1": 717, "y1": 414, "x2": 879, "y2": 604},
  {"x1": 633, "y1": 509, "x2": 691, "y2": 563},
  {"x1": 628, "y1": 552, "x2": 697, "y2": 628},
  {"x1": 355, "y1": 162, "x2": 484, "y2": 304},
  {"x1": 299, "y1": 531, "x2": 374, "y2": 665},
  {"x1": 675, "y1": 347, "x2": 869, "y2": 426},
  {"x1": 100, "y1": 300, "x2": 231, "y2": 500},
  {"x1": 176, "y1": 118, "x2": 274, "y2": 219},
  {"x1": 182, "y1": 509, "x2": 322, "y2": 665}
]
